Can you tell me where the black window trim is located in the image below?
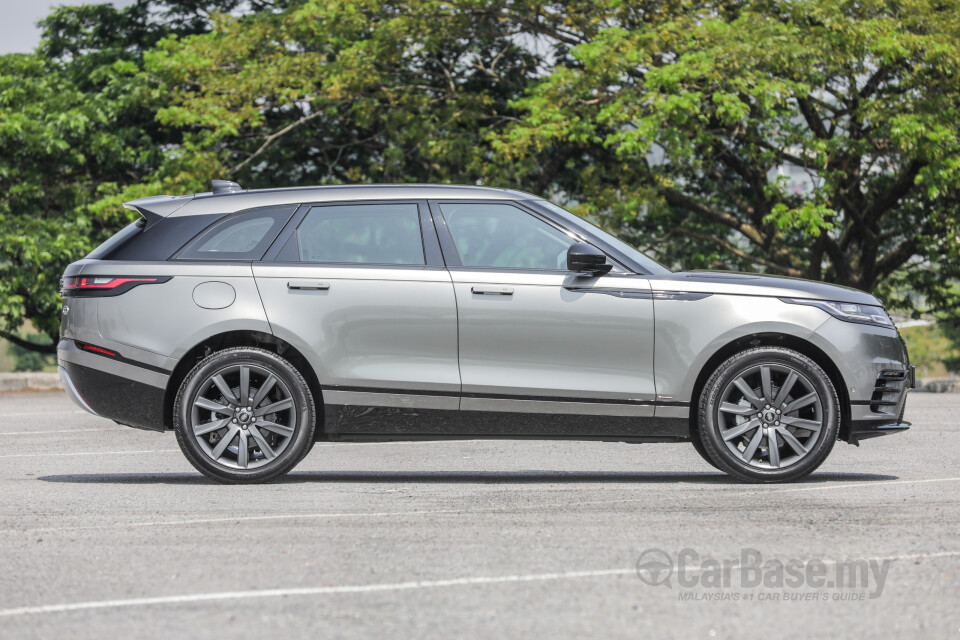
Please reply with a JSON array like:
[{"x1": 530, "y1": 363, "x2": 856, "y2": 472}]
[
  {"x1": 522, "y1": 199, "x2": 656, "y2": 276},
  {"x1": 260, "y1": 199, "x2": 444, "y2": 268},
  {"x1": 428, "y1": 199, "x2": 633, "y2": 274},
  {"x1": 173, "y1": 204, "x2": 298, "y2": 262}
]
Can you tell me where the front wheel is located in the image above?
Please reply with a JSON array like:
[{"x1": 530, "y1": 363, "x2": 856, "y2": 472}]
[
  {"x1": 697, "y1": 346, "x2": 840, "y2": 483},
  {"x1": 173, "y1": 347, "x2": 316, "y2": 483}
]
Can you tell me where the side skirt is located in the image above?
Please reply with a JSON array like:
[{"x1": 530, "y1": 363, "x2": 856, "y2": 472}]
[{"x1": 322, "y1": 404, "x2": 689, "y2": 442}]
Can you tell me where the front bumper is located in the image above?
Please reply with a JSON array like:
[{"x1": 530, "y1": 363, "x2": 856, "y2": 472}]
[{"x1": 847, "y1": 365, "x2": 914, "y2": 445}]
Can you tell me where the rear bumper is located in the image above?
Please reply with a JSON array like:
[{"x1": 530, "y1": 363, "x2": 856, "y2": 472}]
[
  {"x1": 57, "y1": 340, "x2": 168, "y2": 432},
  {"x1": 58, "y1": 365, "x2": 99, "y2": 416}
]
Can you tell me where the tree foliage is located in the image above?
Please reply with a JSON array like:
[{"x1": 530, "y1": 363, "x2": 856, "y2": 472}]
[
  {"x1": 0, "y1": 1, "x2": 258, "y2": 353},
  {"x1": 2, "y1": 0, "x2": 960, "y2": 354}
]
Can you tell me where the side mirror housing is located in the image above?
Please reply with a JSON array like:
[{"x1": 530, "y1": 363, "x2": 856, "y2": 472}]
[{"x1": 567, "y1": 242, "x2": 612, "y2": 276}]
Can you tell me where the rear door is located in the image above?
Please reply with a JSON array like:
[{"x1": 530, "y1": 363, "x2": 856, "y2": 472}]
[{"x1": 253, "y1": 200, "x2": 460, "y2": 433}]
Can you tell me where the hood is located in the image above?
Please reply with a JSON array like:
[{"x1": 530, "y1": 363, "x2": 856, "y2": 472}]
[{"x1": 648, "y1": 271, "x2": 880, "y2": 306}]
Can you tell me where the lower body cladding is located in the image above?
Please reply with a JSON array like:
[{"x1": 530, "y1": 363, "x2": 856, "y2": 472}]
[
  {"x1": 56, "y1": 338, "x2": 913, "y2": 445},
  {"x1": 58, "y1": 339, "x2": 169, "y2": 432},
  {"x1": 321, "y1": 388, "x2": 690, "y2": 442},
  {"x1": 846, "y1": 366, "x2": 915, "y2": 445}
]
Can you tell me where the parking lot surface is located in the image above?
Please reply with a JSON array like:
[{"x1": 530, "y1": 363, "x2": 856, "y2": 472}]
[{"x1": 0, "y1": 391, "x2": 957, "y2": 638}]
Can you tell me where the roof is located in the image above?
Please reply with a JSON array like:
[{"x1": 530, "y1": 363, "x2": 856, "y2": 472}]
[{"x1": 125, "y1": 184, "x2": 539, "y2": 224}]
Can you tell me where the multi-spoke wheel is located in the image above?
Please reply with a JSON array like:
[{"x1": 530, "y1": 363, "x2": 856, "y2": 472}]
[
  {"x1": 174, "y1": 347, "x2": 315, "y2": 483},
  {"x1": 696, "y1": 346, "x2": 839, "y2": 482}
]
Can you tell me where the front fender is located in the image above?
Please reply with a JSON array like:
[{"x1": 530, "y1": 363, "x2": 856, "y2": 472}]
[{"x1": 654, "y1": 294, "x2": 829, "y2": 403}]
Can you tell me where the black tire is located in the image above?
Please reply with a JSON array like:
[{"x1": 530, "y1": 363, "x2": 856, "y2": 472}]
[
  {"x1": 174, "y1": 347, "x2": 316, "y2": 483},
  {"x1": 697, "y1": 346, "x2": 840, "y2": 483},
  {"x1": 690, "y1": 428, "x2": 720, "y2": 470}
]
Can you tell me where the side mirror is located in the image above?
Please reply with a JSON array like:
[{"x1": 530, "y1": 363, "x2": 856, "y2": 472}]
[{"x1": 567, "y1": 242, "x2": 612, "y2": 276}]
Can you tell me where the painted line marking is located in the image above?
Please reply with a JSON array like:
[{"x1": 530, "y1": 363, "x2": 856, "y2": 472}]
[
  {"x1": 0, "y1": 439, "x2": 466, "y2": 459},
  {"x1": 0, "y1": 449, "x2": 180, "y2": 459},
  {"x1": 1, "y1": 550, "x2": 957, "y2": 618},
  {"x1": 0, "y1": 428, "x2": 122, "y2": 437},
  {"x1": 730, "y1": 476, "x2": 960, "y2": 496},
  {"x1": 0, "y1": 410, "x2": 87, "y2": 418}
]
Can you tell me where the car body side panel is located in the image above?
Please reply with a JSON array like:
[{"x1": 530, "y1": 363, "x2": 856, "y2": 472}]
[
  {"x1": 252, "y1": 264, "x2": 460, "y2": 394},
  {"x1": 71, "y1": 260, "x2": 271, "y2": 368},
  {"x1": 452, "y1": 271, "x2": 656, "y2": 407},
  {"x1": 90, "y1": 265, "x2": 270, "y2": 362},
  {"x1": 651, "y1": 292, "x2": 830, "y2": 407}
]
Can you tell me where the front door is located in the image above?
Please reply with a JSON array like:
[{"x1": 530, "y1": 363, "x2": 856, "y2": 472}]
[{"x1": 432, "y1": 200, "x2": 658, "y2": 436}]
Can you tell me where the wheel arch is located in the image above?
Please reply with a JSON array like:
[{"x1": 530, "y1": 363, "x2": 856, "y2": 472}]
[
  {"x1": 163, "y1": 330, "x2": 323, "y2": 435},
  {"x1": 688, "y1": 332, "x2": 851, "y2": 442}
]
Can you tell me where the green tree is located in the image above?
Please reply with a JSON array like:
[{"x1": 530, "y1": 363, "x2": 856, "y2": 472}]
[
  {"x1": 0, "y1": 1, "x2": 257, "y2": 354},
  {"x1": 4, "y1": 0, "x2": 960, "y2": 355},
  {"x1": 497, "y1": 0, "x2": 960, "y2": 311},
  {"x1": 7, "y1": 333, "x2": 54, "y2": 372},
  {"x1": 145, "y1": 0, "x2": 540, "y2": 188}
]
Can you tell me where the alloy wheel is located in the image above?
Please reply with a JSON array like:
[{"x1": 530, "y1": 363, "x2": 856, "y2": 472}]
[
  {"x1": 189, "y1": 364, "x2": 298, "y2": 470},
  {"x1": 716, "y1": 363, "x2": 824, "y2": 470}
]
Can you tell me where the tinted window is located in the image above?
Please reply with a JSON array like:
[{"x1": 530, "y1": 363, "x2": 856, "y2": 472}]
[
  {"x1": 179, "y1": 206, "x2": 295, "y2": 261},
  {"x1": 86, "y1": 219, "x2": 144, "y2": 259},
  {"x1": 439, "y1": 202, "x2": 576, "y2": 270},
  {"x1": 297, "y1": 204, "x2": 424, "y2": 265}
]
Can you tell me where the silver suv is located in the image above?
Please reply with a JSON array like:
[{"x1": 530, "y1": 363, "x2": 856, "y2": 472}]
[{"x1": 58, "y1": 182, "x2": 913, "y2": 483}]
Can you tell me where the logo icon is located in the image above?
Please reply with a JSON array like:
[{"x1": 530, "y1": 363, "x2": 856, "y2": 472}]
[{"x1": 635, "y1": 548, "x2": 673, "y2": 587}]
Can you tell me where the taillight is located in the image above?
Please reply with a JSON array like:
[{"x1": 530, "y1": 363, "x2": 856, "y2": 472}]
[{"x1": 61, "y1": 275, "x2": 171, "y2": 297}]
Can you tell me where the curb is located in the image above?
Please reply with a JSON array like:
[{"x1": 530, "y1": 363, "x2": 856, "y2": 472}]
[{"x1": 0, "y1": 372, "x2": 64, "y2": 392}]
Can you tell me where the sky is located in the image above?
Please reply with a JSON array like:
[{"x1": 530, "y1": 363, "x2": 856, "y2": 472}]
[{"x1": 0, "y1": 0, "x2": 137, "y2": 54}]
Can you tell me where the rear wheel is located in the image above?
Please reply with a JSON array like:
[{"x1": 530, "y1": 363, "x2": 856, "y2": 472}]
[
  {"x1": 697, "y1": 347, "x2": 839, "y2": 483},
  {"x1": 174, "y1": 347, "x2": 315, "y2": 483}
]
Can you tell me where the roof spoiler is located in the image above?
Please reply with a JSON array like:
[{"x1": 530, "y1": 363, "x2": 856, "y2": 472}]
[
  {"x1": 122, "y1": 194, "x2": 195, "y2": 230},
  {"x1": 123, "y1": 180, "x2": 243, "y2": 229}
]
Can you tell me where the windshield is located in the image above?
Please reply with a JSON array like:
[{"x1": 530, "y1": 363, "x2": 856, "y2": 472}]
[{"x1": 530, "y1": 200, "x2": 671, "y2": 275}]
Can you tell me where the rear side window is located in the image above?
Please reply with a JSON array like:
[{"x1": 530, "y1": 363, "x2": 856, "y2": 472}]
[
  {"x1": 178, "y1": 206, "x2": 295, "y2": 261},
  {"x1": 296, "y1": 203, "x2": 425, "y2": 265},
  {"x1": 86, "y1": 219, "x2": 145, "y2": 259}
]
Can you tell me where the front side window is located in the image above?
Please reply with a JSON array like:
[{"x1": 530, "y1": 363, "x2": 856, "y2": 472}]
[
  {"x1": 296, "y1": 203, "x2": 425, "y2": 265},
  {"x1": 439, "y1": 202, "x2": 577, "y2": 270},
  {"x1": 179, "y1": 205, "x2": 295, "y2": 261}
]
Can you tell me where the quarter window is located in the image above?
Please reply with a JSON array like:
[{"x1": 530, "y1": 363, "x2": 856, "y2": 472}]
[
  {"x1": 439, "y1": 202, "x2": 577, "y2": 270},
  {"x1": 179, "y1": 206, "x2": 295, "y2": 261},
  {"x1": 296, "y1": 204, "x2": 425, "y2": 265}
]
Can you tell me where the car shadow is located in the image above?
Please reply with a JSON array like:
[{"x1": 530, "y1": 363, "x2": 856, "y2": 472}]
[{"x1": 36, "y1": 470, "x2": 899, "y2": 486}]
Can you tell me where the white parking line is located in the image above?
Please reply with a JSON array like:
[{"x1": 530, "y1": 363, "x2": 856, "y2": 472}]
[
  {"x1": 0, "y1": 428, "x2": 121, "y2": 436},
  {"x1": 1, "y1": 550, "x2": 958, "y2": 618},
  {"x1": 0, "y1": 439, "x2": 466, "y2": 459},
  {"x1": 0, "y1": 449, "x2": 180, "y2": 459},
  {"x1": 0, "y1": 410, "x2": 86, "y2": 418},
  {"x1": 731, "y1": 476, "x2": 960, "y2": 496}
]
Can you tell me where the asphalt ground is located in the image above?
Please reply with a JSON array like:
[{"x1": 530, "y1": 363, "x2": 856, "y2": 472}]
[{"x1": 0, "y1": 391, "x2": 957, "y2": 639}]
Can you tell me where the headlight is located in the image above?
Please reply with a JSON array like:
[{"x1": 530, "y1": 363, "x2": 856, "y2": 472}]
[{"x1": 780, "y1": 298, "x2": 895, "y2": 328}]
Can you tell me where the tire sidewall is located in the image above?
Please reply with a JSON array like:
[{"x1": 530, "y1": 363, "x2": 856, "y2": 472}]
[
  {"x1": 174, "y1": 347, "x2": 315, "y2": 483},
  {"x1": 699, "y1": 347, "x2": 839, "y2": 482}
]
